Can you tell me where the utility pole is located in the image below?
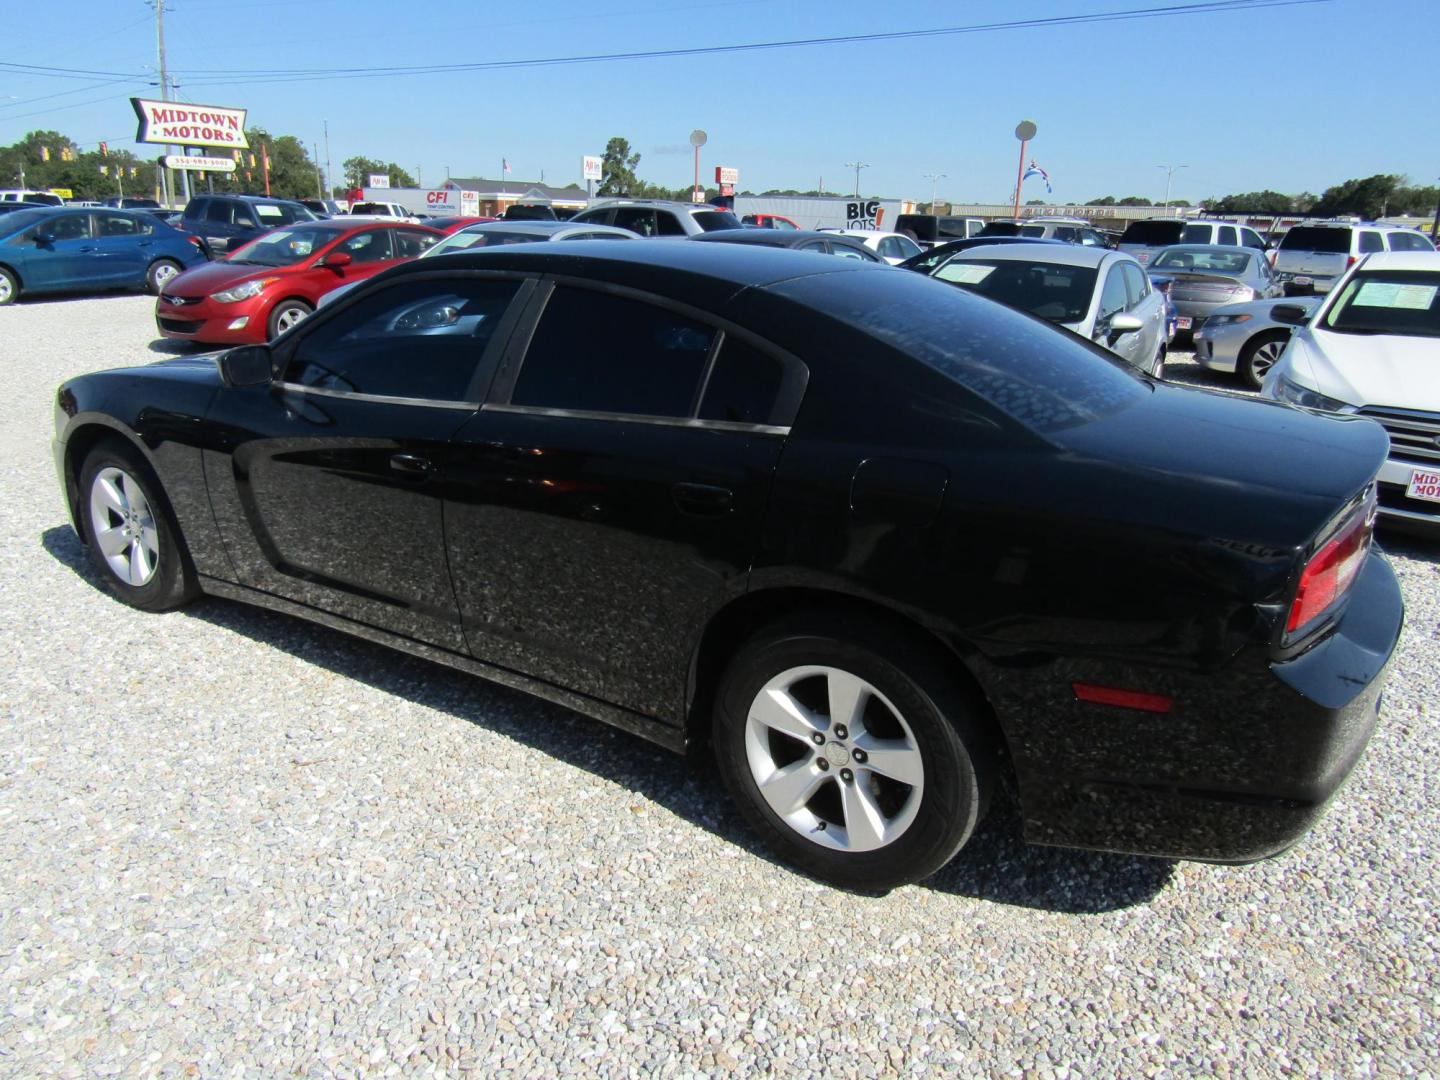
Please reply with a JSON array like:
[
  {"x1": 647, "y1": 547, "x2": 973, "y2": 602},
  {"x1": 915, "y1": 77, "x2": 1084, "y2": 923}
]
[
  {"x1": 844, "y1": 160, "x2": 868, "y2": 198},
  {"x1": 150, "y1": 0, "x2": 172, "y2": 206},
  {"x1": 923, "y1": 172, "x2": 946, "y2": 212},
  {"x1": 323, "y1": 119, "x2": 333, "y2": 198},
  {"x1": 314, "y1": 143, "x2": 324, "y2": 198},
  {"x1": 1157, "y1": 163, "x2": 1188, "y2": 215}
]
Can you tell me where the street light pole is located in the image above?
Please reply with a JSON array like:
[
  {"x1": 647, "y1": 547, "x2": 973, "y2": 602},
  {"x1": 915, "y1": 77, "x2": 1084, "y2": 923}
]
[
  {"x1": 844, "y1": 161, "x2": 868, "y2": 198},
  {"x1": 924, "y1": 172, "x2": 946, "y2": 212},
  {"x1": 1157, "y1": 163, "x2": 1188, "y2": 215}
]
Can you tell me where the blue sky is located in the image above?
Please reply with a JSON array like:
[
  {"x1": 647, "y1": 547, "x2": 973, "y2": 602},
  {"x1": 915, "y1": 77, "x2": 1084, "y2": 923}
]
[{"x1": 2, "y1": 0, "x2": 1433, "y2": 204}]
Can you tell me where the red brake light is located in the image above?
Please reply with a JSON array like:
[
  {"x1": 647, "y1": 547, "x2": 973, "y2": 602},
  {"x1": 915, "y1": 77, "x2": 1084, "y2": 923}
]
[
  {"x1": 1346, "y1": 255, "x2": 1357, "y2": 268},
  {"x1": 1286, "y1": 492, "x2": 1376, "y2": 635}
]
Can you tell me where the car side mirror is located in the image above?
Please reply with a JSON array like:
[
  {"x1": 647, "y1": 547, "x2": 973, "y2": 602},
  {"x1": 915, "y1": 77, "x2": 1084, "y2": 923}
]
[
  {"x1": 33, "y1": 230, "x2": 55, "y2": 246},
  {"x1": 218, "y1": 344, "x2": 275, "y2": 388},
  {"x1": 1108, "y1": 313, "x2": 1144, "y2": 335},
  {"x1": 321, "y1": 251, "x2": 352, "y2": 270},
  {"x1": 1271, "y1": 304, "x2": 1309, "y2": 325}
]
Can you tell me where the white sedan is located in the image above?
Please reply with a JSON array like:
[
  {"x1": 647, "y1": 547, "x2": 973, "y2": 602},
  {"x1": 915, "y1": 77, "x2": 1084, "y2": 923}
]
[
  {"x1": 1261, "y1": 250, "x2": 1440, "y2": 537},
  {"x1": 817, "y1": 229, "x2": 923, "y2": 265},
  {"x1": 922, "y1": 243, "x2": 1169, "y2": 375}
]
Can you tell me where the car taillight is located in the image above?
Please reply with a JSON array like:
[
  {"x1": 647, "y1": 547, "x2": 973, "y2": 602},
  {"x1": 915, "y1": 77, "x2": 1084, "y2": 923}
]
[
  {"x1": 1346, "y1": 255, "x2": 1357, "y2": 268},
  {"x1": 1285, "y1": 489, "x2": 1376, "y2": 636}
]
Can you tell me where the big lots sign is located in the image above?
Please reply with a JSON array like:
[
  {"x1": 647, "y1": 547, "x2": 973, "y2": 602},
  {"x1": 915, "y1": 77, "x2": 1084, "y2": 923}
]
[{"x1": 131, "y1": 98, "x2": 249, "y2": 149}]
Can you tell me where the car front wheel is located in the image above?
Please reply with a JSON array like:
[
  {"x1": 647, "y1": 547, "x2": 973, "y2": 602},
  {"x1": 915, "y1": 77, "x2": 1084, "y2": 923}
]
[
  {"x1": 79, "y1": 440, "x2": 198, "y2": 611},
  {"x1": 268, "y1": 299, "x2": 312, "y2": 338},
  {"x1": 146, "y1": 258, "x2": 183, "y2": 294},
  {"x1": 0, "y1": 266, "x2": 18, "y2": 306},
  {"x1": 713, "y1": 616, "x2": 989, "y2": 891},
  {"x1": 1240, "y1": 330, "x2": 1289, "y2": 390}
]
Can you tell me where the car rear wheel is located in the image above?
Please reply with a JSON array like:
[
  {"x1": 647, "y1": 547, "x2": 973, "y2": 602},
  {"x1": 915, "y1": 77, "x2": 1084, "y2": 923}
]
[
  {"x1": 79, "y1": 440, "x2": 198, "y2": 612},
  {"x1": 146, "y1": 258, "x2": 183, "y2": 294},
  {"x1": 1153, "y1": 344, "x2": 1166, "y2": 380},
  {"x1": 712, "y1": 616, "x2": 989, "y2": 891},
  {"x1": 268, "y1": 299, "x2": 312, "y2": 338},
  {"x1": 0, "y1": 267, "x2": 17, "y2": 306},
  {"x1": 1239, "y1": 331, "x2": 1289, "y2": 390}
]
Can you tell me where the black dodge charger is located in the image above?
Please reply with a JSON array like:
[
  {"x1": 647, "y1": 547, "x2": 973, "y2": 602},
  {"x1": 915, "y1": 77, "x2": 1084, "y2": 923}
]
[{"x1": 53, "y1": 241, "x2": 1403, "y2": 890}]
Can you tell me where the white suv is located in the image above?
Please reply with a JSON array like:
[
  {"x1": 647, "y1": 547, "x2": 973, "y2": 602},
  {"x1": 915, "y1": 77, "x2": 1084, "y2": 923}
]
[
  {"x1": 571, "y1": 199, "x2": 743, "y2": 237},
  {"x1": 1272, "y1": 222, "x2": 1434, "y2": 296}
]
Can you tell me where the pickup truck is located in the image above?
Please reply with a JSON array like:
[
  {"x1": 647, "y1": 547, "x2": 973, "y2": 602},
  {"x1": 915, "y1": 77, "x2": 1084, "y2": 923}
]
[{"x1": 348, "y1": 201, "x2": 421, "y2": 222}]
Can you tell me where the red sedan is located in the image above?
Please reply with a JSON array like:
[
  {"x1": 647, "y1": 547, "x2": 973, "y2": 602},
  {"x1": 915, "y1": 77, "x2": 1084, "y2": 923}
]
[
  {"x1": 155, "y1": 220, "x2": 441, "y2": 344},
  {"x1": 418, "y1": 216, "x2": 498, "y2": 234}
]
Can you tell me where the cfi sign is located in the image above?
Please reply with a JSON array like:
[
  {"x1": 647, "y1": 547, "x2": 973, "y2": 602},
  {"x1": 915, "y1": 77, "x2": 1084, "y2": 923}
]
[{"x1": 131, "y1": 98, "x2": 249, "y2": 149}]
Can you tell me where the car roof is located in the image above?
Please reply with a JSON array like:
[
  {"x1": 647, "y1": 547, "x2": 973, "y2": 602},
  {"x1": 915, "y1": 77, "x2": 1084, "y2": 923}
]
[
  {"x1": 691, "y1": 229, "x2": 861, "y2": 247},
  {"x1": 1153, "y1": 244, "x2": 1258, "y2": 255},
  {"x1": 947, "y1": 243, "x2": 1120, "y2": 267},
  {"x1": 1357, "y1": 251, "x2": 1440, "y2": 271},
  {"x1": 582, "y1": 199, "x2": 724, "y2": 213},
  {"x1": 386, "y1": 238, "x2": 885, "y2": 294},
  {"x1": 457, "y1": 220, "x2": 582, "y2": 235}
]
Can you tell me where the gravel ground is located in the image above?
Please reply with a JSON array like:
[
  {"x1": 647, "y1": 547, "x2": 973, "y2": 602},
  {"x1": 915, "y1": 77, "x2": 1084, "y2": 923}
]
[{"x1": 1, "y1": 293, "x2": 1437, "y2": 1077}]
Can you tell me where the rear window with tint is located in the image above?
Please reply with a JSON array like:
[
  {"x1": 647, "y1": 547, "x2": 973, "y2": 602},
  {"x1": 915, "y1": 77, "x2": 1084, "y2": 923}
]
[
  {"x1": 773, "y1": 270, "x2": 1144, "y2": 433},
  {"x1": 1120, "y1": 221, "x2": 1185, "y2": 246},
  {"x1": 1280, "y1": 227, "x2": 1350, "y2": 253},
  {"x1": 693, "y1": 210, "x2": 743, "y2": 232}
]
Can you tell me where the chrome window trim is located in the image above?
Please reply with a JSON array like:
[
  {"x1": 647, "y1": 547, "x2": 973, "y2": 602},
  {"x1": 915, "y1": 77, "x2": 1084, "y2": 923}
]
[
  {"x1": 275, "y1": 382, "x2": 478, "y2": 411},
  {"x1": 481, "y1": 401, "x2": 789, "y2": 437}
]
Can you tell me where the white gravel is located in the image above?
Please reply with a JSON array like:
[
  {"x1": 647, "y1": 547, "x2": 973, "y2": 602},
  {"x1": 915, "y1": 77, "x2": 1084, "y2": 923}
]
[{"x1": 1, "y1": 294, "x2": 1437, "y2": 1077}]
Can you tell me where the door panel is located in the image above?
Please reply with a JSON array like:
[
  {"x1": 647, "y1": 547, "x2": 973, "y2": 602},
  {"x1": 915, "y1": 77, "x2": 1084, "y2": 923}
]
[
  {"x1": 201, "y1": 273, "x2": 530, "y2": 652},
  {"x1": 444, "y1": 410, "x2": 784, "y2": 718}
]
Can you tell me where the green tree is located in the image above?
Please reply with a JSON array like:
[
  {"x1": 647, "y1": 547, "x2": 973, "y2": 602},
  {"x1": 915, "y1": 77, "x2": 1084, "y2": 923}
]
[
  {"x1": 341, "y1": 155, "x2": 416, "y2": 190},
  {"x1": 1117, "y1": 195, "x2": 1151, "y2": 206},
  {"x1": 1312, "y1": 174, "x2": 1403, "y2": 219},
  {"x1": 1087, "y1": 195, "x2": 1117, "y2": 206},
  {"x1": 598, "y1": 136, "x2": 640, "y2": 196}
]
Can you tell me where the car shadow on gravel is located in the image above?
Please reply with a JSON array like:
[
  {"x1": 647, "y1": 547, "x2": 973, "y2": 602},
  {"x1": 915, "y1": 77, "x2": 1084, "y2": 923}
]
[
  {"x1": 147, "y1": 338, "x2": 211, "y2": 356},
  {"x1": 41, "y1": 523, "x2": 1174, "y2": 913}
]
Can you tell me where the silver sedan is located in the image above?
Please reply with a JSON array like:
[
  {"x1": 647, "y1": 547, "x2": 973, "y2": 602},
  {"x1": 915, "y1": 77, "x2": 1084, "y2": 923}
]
[
  {"x1": 1147, "y1": 245, "x2": 1283, "y2": 338},
  {"x1": 1192, "y1": 295, "x2": 1321, "y2": 389}
]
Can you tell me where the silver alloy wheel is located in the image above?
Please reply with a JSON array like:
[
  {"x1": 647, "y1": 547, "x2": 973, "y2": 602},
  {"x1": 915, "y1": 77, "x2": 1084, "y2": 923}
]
[
  {"x1": 151, "y1": 261, "x2": 180, "y2": 289},
  {"x1": 275, "y1": 305, "x2": 308, "y2": 333},
  {"x1": 1249, "y1": 338, "x2": 1286, "y2": 382},
  {"x1": 0, "y1": 273, "x2": 12, "y2": 303},
  {"x1": 88, "y1": 466, "x2": 159, "y2": 587},
  {"x1": 744, "y1": 665, "x2": 924, "y2": 853}
]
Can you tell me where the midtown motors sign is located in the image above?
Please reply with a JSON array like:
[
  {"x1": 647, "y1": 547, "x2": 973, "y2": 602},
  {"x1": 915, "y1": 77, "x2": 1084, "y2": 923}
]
[{"x1": 131, "y1": 98, "x2": 249, "y2": 149}]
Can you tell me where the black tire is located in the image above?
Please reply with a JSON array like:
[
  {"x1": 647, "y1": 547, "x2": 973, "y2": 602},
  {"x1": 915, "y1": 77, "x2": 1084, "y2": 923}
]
[
  {"x1": 78, "y1": 439, "x2": 199, "y2": 612},
  {"x1": 1238, "y1": 330, "x2": 1289, "y2": 391},
  {"x1": 712, "y1": 614, "x2": 991, "y2": 891},
  {"x1": 1153, "y1": 344, "x2": 1166, "y2": 380},
  {"x1": 268, "y1": 299, "x2": 312, "y2": 339},
  {"x1": 0, "y1": 266, "x2": 18, "y2": 306},
  {"x1": 146, "y1": 258, "x2": 184, "y2": 295}
]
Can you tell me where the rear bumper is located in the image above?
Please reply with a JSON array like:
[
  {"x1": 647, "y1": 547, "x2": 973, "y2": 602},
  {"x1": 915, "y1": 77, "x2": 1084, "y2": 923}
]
[{"x1": 993, "y1": 551, "x2": 1402, "y2": 863}]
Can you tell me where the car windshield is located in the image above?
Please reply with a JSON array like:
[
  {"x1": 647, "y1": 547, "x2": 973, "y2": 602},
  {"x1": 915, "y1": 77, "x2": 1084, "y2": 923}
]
[
  {"x1": 350, "y1": 203, "x2": 392, "y2": 215},
  {"x1": 773, "y1": 270, "x2": 1144, "y2": 433},
  {"x1": 427, "y1": 229, "x2": 542, "y2": 255},
  {"x1": 693, "y1": 210, "x2": 744, "y2": 232},
  {"x1": 932, "y1": 259, "x2": 1098, "y2": 324},
  {"x1": 250, "y1": 202, "x2": 315, "y2": 225},
  {"x1": 1152, "y1": 249, "x2": 1252, "y2": 274},
  {"x1": 1281, "y1": 226, "x2": 1350, "y2": 253},
  {"x1": 1119, "y1": 221, "x2": 1185, "y2": 246},
  {"x1": 1323, "y1": 271, "x2": 1440, "y2": 338},
  {"x1": 227, "y1": 226, "x2": 337, "y2": 266}
]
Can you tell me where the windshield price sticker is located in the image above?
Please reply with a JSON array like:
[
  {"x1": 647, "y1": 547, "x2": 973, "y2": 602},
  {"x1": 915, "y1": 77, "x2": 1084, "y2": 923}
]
[
  {"x1": 1353, "y1": 282, "x2": 1438, "y2": 310},
  {"x1": 1408, "y1": 469, "x2": 1440, "y2": 504},
  {"x1": 936, "y1": 264, "x2": 997, "y2": 286}
]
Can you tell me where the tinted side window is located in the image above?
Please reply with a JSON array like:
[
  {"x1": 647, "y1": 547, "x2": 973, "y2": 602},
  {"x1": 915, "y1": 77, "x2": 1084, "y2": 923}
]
[
  {"x1": 183, "y1": 198, "x2": 206, "y2": 220},
  {"x1": 97, "y1": 212, "x2": 149, "y2": 237},
  {"x1": 612, "y1": 208, "x2": 658, "y2": 236},
  {"x1": 1358, "y1": 231, "x2": 1384, "y2": 253},
  {"x1": 1218, "y1": 226, "x2": 1238, "y2": 246},
  {"x1": 656, "y1": 212, "x2": 686, "y2": 237},
  {"x1": 1241, "y1": 228, "x2": 1266, "y2": 250},
  {"x1": 1388, "y1": 231, "x2": 1435, "y2": 252},
  {"x1": 206, "y1": 201, "x2": 235, "y2": 224},
  {"x1": 339, "y1": 229, "x2": 394, "y2": 264},
  {"x1": 512, "y1": 287, "x2": 715, "y2": 417},
  {"x1": 1098, "y1": 267, "x2": 1129, "y2": 319},
  {"x1": 699, "y1": 337, "x2": 786, "y2": 426},
  {"x1": 49, "y1": 214, "x2": 92, "y2": 241},
  {"x1": 283, "y1": 278, "x2": 521, "y2": 402},
  {"x1": 394, "y1": 229, "x2": 437, "y2": 257},
  {"x1": 1121, "y1": 263, "x2": 1149, "y2": 306},
  {"x1": 1180, "y1": 224, "x2": 1212, "y2": 244}
]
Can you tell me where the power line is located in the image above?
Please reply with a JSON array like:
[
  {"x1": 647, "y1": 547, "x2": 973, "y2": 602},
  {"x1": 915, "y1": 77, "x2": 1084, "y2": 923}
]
[{"x1": 170, "y1": 0, "x2": 1325, "y2": 87}]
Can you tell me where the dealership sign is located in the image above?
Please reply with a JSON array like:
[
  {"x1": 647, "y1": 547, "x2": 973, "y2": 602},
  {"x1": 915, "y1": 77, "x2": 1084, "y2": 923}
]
[
  {"x1": 583, "y1": 155, "x2": 602, "y2": 182},
  {"x1": 163, "y1": 154, "x2": 237, "y2": 172},
  {"x1": 132, "y1": 99, "x2": 249, "y2": 148}
]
